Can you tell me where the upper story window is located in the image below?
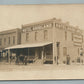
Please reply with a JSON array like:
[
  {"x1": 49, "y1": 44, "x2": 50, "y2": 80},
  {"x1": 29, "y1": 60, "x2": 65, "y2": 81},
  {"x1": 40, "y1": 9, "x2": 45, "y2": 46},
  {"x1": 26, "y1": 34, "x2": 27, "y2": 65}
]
[
  {"x1": 0, "y1": 38, "x2": 2, "y2": 46},
  {"x1": 35, "y1": 32, "x2": 38, "y2": 41},
  {"x1": 4, "y1": 38, "x2": 6, "y2": 45},
  {"x1": 13, "y1": 36, "x2": 15, "y2": 44},
  {"x1": 8, "y1": 37, "x2": 10, "y2": 44},
  {"x1": 65, "y1": 31, "x2": 67, "y2": 40},
  {"x1": 44, "y1": 30, "x2": 48, "y2": 40},
  {"x1": 26, "y1": 33, "x2": 29, "y2": 41}
]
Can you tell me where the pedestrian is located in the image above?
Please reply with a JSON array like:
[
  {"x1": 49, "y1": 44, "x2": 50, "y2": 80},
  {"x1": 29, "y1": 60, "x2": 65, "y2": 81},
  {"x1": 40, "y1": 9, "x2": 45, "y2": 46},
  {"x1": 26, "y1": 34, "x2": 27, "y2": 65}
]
[
  {"x1": 66, "y1": 55, "x2": 70, "y2": 65},
  {"x1": 24, "y1": 56, "x2": 27, "y2": 65}
]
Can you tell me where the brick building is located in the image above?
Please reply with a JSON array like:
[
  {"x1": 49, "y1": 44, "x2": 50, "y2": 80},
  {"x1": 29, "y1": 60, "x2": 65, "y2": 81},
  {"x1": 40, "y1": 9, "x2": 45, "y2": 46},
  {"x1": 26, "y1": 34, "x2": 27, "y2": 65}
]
[
  {"x1": 0, "y1": 28, "x2": 21, "y2": 62},
  {"x1": 2, "y1": 18, "x2": 84, "y2": 64}
]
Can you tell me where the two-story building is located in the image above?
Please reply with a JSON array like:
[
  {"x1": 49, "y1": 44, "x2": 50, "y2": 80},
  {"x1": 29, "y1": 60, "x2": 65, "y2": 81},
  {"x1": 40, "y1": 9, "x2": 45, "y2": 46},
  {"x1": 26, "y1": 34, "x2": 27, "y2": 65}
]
[
  {"x1": 0, "y1": 28, "x2": 21, "y2": 62},
  {"x1": 4, "y1": 18, "x2": 84, "y2": 65}
]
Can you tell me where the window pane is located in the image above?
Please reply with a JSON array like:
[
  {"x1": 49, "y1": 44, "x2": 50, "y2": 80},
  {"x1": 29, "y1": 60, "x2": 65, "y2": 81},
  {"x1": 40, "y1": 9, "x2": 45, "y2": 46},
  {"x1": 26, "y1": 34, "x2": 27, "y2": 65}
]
[
  {"x1": 4, "y1": 38, "x2": 6, "y2": 45},
  {"x1": 13, "y1": 36, "x2": 15, "y2": 44},
  {"x1": 26, "y1": 33, "x2": 29, "y2": 41},
  {"x1": 8, "y1": 37, "x2": 10, "y2": 44},
  {"x1": 44, "y1": 30, "x2": 48, "y2": 40}
]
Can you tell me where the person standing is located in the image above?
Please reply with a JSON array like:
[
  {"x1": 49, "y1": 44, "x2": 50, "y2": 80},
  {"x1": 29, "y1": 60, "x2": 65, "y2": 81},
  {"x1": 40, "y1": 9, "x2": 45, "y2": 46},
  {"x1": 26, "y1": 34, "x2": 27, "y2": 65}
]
[
  {"x1": 66, "y1": 55, "x2": 70, "y2": 65},
  {"x1": 24, "y1": 56, "x2": 27, "y2": 65}
]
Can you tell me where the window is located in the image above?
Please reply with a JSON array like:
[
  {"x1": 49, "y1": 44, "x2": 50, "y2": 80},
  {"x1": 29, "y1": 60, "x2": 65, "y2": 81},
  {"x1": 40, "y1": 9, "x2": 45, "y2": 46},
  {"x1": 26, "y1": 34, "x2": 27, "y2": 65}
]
[
  {"x1": 26, "y1": 33, "x2": 29, "y2": 41},
  {"x1": 63, "y1": 47, "x2": 67, "y2": 56},
  {"x1": 13, "y1": 36, "x2": 15, "y2": 44},
  {"x1": 35, "y1": 32, "x2": 38, "y2": 41},
  {"x1": 46, "y1": 24, "x2": 49, "y2": 27},
  {"x1": 44, "y1": 30, "x2": 48, "y2": 40},
  {"x1": 8, "y1": 37, "x2": 10, "y2": 44},
  {"x1": 65, "y1": 31, "x2": 67, "y2": 40},
  {"x1": 0, "y1": 38, "x2": 2, "y2": 46},
  {"x1": 4, "y1": 38, "x2": 6, "y2": 45}
]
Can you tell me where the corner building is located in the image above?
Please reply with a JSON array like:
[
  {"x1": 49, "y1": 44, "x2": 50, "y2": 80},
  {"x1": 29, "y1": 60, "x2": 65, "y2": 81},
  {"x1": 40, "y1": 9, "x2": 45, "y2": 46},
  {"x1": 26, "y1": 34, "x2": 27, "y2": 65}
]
[{"x1": 21, "y1": 18, "x2": 84, "y2": 64}]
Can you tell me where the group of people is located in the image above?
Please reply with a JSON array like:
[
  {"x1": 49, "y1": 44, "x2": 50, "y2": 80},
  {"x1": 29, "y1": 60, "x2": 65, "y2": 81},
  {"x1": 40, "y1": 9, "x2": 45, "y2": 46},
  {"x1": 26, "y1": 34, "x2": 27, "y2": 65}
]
[
  {"x1": 10, "y1": 54, "x2": 28, "y2": 65},
  {"x1": 54, "y1": 55, "x2": 70, "y2": 65}
]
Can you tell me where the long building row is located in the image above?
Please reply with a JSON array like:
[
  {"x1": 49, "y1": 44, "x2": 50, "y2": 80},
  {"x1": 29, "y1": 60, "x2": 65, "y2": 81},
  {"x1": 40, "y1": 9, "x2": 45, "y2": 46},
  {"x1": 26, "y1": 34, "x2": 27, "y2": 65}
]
[{"x1": 0, "y1": 18, "x2": 84, "y2": 65}]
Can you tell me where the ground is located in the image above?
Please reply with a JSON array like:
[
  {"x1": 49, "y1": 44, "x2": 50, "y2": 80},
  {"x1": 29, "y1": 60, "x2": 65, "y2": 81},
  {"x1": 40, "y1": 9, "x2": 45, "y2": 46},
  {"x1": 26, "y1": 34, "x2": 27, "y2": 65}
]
[{"x1": 0, "y1": 62, "x2": 84, "y2": 80}]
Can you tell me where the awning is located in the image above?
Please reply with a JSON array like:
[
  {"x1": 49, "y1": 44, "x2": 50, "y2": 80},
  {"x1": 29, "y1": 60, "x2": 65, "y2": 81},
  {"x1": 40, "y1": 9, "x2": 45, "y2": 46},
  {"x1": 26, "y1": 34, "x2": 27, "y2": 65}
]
[{"x1": 5, "y1": 42, "x2": 52, "y2": 50}]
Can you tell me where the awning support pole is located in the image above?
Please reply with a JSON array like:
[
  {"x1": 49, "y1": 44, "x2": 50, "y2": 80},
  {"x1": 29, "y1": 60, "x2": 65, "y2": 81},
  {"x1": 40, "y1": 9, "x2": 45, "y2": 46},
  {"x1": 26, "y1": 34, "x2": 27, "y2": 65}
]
[
  {"x1": 35, "y1": 48, "x2": 38, "y2": 58},
  {"x1": 42, "y1": 47, "x2": 44, "y2": 64},
  {"x1": 28, "y1": 48, "x2": 29, "y2": 59},
  {"x1": 8, "y1": 49, "x2": 10, "y2": 63}
]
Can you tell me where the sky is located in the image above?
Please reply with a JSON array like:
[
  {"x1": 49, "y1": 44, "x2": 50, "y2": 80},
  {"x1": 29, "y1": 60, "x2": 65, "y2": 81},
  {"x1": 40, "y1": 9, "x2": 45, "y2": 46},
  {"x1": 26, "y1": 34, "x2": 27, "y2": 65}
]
[{"x1": 0, "y1": 4, "x2": 84, "y2": 31}]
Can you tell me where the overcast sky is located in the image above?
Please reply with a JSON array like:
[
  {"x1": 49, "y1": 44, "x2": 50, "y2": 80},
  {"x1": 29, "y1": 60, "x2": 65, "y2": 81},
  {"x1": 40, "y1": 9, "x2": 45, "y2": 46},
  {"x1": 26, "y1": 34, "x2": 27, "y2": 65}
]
[{"x1": 0, "y1": 4, "x2": 84, "y2": 31}]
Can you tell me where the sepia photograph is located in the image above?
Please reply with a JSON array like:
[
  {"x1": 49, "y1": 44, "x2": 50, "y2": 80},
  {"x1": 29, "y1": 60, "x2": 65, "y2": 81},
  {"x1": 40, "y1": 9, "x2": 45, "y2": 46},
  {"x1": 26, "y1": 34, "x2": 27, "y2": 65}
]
[{"x1": 0, "y1": 4, "x2": 84, "y2": 80}]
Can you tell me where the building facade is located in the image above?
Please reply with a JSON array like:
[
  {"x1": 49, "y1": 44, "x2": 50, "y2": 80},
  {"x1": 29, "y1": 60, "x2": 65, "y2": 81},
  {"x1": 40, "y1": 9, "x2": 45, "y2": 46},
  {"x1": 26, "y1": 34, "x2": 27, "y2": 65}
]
[
  {"x1": 20, "y1": 18, "x2": 84, "y2": 64},
  {"x1": 0, "y1": 18, "x2": 84, "y2": 65},
  {"x1": 0, "y1": 28, "x2": 21, "y2": 50},
  {"x1": 0, "y1": 28, "x2": 21, "y2": 62}
]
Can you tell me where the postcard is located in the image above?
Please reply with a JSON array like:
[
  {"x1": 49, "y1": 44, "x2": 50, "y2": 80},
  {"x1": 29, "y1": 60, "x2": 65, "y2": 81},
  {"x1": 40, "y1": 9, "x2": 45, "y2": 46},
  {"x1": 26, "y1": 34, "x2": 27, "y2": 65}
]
[{"x1": 0, "y1": 4, "x2": 84, "y2": 80}]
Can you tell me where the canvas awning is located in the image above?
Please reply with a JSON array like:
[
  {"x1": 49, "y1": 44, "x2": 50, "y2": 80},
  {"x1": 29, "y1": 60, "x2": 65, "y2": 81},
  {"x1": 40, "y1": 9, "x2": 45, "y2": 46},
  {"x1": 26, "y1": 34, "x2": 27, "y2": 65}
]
[{"x1": 5, "y1": 42, "x2": 52, "y2": 50}]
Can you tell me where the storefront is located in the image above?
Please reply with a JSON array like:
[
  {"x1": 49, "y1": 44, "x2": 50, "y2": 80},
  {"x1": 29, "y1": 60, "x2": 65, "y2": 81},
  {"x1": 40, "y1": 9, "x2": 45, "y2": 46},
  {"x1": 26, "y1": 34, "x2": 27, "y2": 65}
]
[{"x1": 5, "y1": 42, "x2": 53, "y2": 64}]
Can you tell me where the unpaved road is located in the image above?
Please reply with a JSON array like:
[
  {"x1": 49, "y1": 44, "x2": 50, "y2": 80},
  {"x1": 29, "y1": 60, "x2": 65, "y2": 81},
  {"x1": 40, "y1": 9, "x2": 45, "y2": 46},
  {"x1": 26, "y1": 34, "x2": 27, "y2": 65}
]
[{"x1": 0, "y1": 63, "x2": 84, "y2": 80}]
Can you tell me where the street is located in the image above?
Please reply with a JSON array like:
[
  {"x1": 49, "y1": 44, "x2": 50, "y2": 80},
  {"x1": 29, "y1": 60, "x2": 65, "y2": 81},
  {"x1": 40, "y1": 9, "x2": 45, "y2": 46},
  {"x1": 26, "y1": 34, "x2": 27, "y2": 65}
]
[{"x1": 0, "y1": 62, "x2": 84, "y2": 80}]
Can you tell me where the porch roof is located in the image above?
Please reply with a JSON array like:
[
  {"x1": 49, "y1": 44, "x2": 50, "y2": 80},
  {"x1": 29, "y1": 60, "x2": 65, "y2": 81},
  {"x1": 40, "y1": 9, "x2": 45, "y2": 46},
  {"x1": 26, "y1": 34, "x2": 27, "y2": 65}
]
[{"x1": 5, "y1": 42, "x2": 52, "y2": 50}]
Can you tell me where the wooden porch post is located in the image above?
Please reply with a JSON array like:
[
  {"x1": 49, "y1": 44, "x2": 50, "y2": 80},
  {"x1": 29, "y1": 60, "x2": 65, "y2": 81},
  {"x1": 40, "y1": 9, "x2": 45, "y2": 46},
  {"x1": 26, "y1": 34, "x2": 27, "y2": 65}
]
[
  {"x1": 35, "y1": 48, "x2": 38, "y2": 59},
  {"x1": 8, "y1": 49, "x2": 11, "y2": 63},
  {"x1": 41, "y1": 47, "x2": 44, "y2": 64},
  {"x1": 28, "y1": 48, "x2": 29, "y2": 59}
]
